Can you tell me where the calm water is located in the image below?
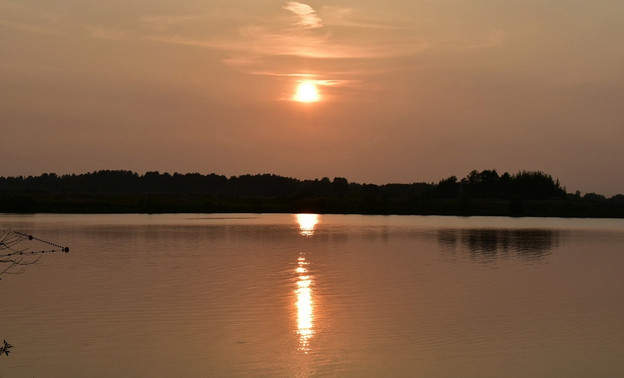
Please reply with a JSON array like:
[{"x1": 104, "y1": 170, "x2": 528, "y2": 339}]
[{"x1": 1, "y1": 214, "x2": 624, "y2": 377}]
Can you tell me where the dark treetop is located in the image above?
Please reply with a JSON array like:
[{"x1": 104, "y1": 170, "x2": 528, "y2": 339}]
[{"x1": 1, "y1": 169, "x2": 623, "y2": 217}]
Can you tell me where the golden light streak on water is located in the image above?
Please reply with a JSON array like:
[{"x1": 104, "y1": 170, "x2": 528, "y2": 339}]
[
  {"x1": 295, "y1": 255, "x2": 314, "y2": 353},
  {"x1": 296, "y1": 214, "x2": 319, "y2": 236}
]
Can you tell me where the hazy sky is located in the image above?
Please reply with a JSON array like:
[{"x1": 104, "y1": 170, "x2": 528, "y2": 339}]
[{"x1": 1, "y1": 0, "x2": 623, "y2": 195}]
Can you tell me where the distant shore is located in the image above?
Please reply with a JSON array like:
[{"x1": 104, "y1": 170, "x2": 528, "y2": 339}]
[{"x1": 1, "y1": 170, "x2": 623, "y2": 218}]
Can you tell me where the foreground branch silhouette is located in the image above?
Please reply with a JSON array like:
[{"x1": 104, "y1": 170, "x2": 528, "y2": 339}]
[
  {"x1": 0, "y1": 230, "x2": 69, "y2": 357},
  {"x1": 0, "y1": 230, "x2": 42, "y2": 277},
  {"x1": 1, "y1": 340, "x2": 12, "y2": 356}
]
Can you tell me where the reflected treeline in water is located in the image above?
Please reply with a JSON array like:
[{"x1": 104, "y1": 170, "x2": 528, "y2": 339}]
[{"x1": 438, "y1": 228, "x2": 560, "y2": 262}]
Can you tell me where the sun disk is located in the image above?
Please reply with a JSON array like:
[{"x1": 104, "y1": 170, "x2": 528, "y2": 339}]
[{"x1": 294, "y1": 81, "x2": 320, "y2": 103}]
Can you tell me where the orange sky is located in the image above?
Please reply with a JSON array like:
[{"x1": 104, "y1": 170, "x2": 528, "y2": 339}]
[{"x1": 1, "y1": 0, "x2": 623, "y2": 195}]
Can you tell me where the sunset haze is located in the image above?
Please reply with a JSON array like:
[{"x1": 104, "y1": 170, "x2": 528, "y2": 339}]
[{"x1": 1, "y1": 0, "x2": 623, "y2": 195}]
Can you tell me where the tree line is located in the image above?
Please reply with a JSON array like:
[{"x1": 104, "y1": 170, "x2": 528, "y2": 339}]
[{"x1": 0, "y1": 169, "x2": 622, "y2": 217}]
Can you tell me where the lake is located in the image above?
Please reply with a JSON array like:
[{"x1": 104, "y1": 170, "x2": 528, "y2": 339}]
[{"x1": 1, "y1": 213, "x2": 624, "y2": 377}]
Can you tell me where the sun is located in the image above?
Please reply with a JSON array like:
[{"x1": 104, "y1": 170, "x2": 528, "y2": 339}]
[{"x1": 294, "y1": 81, "x2": 320, "y2": 103}]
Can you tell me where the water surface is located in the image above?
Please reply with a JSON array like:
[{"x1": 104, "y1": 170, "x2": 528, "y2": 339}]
[{"x1": 1, "y1": 214, "x2": 623, "y2": 377}]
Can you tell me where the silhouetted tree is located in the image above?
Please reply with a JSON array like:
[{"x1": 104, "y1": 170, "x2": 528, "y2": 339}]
[
  {"x1": 435, "y1": 176, "x2": 459, "y2": 199},
  {"x1": 332, "y1": 177, "x2": 349, "y2": 197},
  {"x1": 611, "y1": 194, "x2": 624, "y2": 202},
  {"x1": 461, "y1": 169, "x2": 501, "y2": 198},
  {"x1": 583, "y1": 192, "x2": 607, "y2": 201},
  {"x1": 1, "y1": 169, "x2": 622, "y2": 216},
  {"x1": 510, "y1": 171, "x2": 566, "y2": 200}
]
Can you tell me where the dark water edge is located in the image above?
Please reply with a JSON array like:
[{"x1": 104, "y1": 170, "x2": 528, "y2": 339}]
[{"x1": 1, "y1": 195, "x2": 624, "y2": 218}]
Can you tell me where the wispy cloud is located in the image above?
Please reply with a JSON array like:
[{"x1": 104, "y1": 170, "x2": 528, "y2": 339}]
[
  {"x1": 283, "y1": 2, "x2": 322, "y2": 29},
  {"x1": 320, "y1": 6, "x2": 405, "y2": 30},
  {"x1": 84, "y1": 2, "x2": 429, "y2": 59},
  {"x1": 80, "y1": 2, "x2": 433, "y2": 99},
  {"x1": 85, "y1": 25, "x2": 130, "y2": 40}
]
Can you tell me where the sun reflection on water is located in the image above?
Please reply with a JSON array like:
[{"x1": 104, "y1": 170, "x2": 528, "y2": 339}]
[
  {"x1": 296, "y1": 214, "x2": 319, "y2": 236},
  {"x1": 294, "y1": 214, "x2": 319, "y2": 353},
  {"x1": 295, "y1": 255, "x2": 314, "y2": 353}
]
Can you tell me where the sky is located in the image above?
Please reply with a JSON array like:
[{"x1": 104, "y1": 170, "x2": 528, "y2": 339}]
[{"x1": 1, "y1": 0, "x2": 623, "y2": 195}]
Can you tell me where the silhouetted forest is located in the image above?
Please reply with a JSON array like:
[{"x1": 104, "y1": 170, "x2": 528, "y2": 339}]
[{"x1": 1, "y1": 169, "x2": 623, "y2": 217}]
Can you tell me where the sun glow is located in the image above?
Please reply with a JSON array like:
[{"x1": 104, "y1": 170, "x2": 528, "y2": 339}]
[
  {"x1": 294, "y1": 81, "x2": 320, "y2": 103},
  {"x1": 296, "y1": 214, "x2": 319, "y2": 236}
]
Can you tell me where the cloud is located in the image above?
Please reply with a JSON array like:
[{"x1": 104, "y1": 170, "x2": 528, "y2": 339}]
[
  {"x1": 132, "y1": 22, "x2": 427, "y2": 60},
  {"x1": 283, "y1": 2, "x2": 322, "y2": 29},
  {"x1": 320, "y1": 6, "x2": 405, "y2": 30},
  {"x1": 84, "y1": 3, "x2": 428, "y2": 60},
  {"x1": 81, "y1": 2, "x2": 431, "y2": 98},
  {"x1": 85, "y1": 25, "x2": 130, "y2": 40}
]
